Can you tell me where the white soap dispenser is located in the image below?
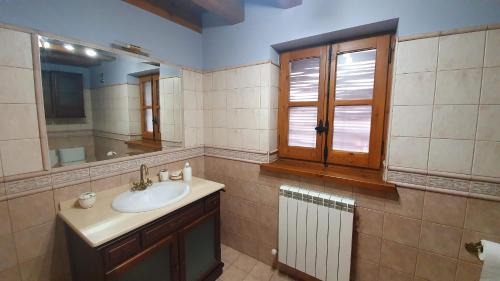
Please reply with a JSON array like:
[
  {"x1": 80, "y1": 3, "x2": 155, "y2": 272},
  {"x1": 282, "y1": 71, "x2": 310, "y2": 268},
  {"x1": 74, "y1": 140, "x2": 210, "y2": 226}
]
[{"x1": 183, "y1": 162, "x2": 192, "y2": 182}]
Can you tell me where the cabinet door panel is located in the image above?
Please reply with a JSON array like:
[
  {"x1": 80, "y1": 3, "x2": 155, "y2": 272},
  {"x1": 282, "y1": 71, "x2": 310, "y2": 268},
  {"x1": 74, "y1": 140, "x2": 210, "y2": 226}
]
[
  {"x1": 107, "y1": 235, "x2": 179, "y2": 281},
  {"x1": 180, "y1": 211, "x2": 220, "y2": 281}
]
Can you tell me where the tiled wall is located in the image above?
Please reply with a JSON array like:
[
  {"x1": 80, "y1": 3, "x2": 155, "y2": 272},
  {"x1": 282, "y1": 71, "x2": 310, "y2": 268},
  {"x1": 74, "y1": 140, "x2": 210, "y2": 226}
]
[
  {"x1": 91, "y1": 84, "x2": 141, "y2": 138},
  {"x1": 202, "y1": 63, "x2": 279, "y2": 153},
  {"x1": 205, "y1": 156, "x2": 500, "y2": 281},
  {"x1": 160, "y1": 76, "x2": 183, "y2": 145},
  {"x1": 389, "y1": 29, "x2": 500, "y2": 181},
  {"x1": 182, "y1": 69, "x2": 204, "y2": 147},
  {"x1": 0, "y1": 28, "x2": 43, "y2": 177}
]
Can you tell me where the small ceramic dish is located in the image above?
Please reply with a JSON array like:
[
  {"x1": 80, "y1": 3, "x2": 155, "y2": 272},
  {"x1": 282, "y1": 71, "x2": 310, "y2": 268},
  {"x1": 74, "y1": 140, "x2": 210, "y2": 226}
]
[
  {"x1": 169, "y1": 170, "x2": 183, "y2": 181},
  {"x1": 79, "y1": 192, "x2": 96, "y2": 209}
]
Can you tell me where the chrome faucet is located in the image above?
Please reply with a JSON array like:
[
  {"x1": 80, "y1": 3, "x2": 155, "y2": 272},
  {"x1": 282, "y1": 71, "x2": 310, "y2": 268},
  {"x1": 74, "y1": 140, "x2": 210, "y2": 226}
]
[{"x1": 132, "y1": 164, "x2": 153, "y2": 191}]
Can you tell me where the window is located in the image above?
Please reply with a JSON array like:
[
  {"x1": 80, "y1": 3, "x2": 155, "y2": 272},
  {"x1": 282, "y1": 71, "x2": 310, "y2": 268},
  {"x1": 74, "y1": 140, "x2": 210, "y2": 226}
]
[
  {"x1": 140, "y1": 74, "x2": 161, "y2": 141},
  {"x1": 278, "y1": 35, "x2": 391, "y2": 169}
]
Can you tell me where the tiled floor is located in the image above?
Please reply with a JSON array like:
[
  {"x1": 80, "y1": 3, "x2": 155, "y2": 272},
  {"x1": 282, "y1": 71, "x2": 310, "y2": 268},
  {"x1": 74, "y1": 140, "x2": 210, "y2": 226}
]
[{"x1": 219, "y1": 244, "x2": 296, "y2": 281}]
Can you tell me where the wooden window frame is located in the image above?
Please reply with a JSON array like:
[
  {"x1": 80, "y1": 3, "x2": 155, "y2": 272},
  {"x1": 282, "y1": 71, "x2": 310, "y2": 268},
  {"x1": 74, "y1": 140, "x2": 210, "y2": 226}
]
[
  {"x1": 278, "y1": 46, "x2": 329, "y2": 162},
  {"x1": 326, "y1": 35, "x2": 390, "y2": 169},
  {"x1": 140, "y1": 74, "x2": 161, "y2": 141},
  {"x1": 277, "y1": 34, "x2": 392, "y2": 170}
]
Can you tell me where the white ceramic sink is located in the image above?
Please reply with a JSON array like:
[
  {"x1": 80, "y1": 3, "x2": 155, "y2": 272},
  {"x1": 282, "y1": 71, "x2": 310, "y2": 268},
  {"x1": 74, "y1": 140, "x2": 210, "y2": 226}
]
[{"x1": 112, "y1": 181, "x2": 190, "y2": 213}]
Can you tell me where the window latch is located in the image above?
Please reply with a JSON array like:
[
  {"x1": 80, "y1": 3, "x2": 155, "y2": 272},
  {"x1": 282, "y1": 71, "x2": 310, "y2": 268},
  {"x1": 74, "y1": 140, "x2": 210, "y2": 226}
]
[{"x1": 315, "y1": 120, "x2": 328, "y2": 135}]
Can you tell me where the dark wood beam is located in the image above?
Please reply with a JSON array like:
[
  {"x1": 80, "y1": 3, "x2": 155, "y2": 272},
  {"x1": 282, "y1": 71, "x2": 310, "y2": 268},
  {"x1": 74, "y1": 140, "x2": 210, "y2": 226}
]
[
  {"x1": 123, "y1": 0, "x2": 202, "y2": 33},
  {"x1": 273, "y1": 0, "x2": 302, "y2": 8},
  {"x1": 192, "y1": 0, "x2": 244, "y2": 25}
]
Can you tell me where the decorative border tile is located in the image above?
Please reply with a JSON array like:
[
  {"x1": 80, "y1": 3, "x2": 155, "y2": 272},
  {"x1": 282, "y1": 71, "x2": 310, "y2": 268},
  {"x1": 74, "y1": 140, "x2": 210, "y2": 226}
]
[
  {"x1": 470, "y1": 181, "x2": 500, "y2": 197},
  {"x1": 387, "y1": 170, "x2": 427, "y2": 186},
  {"x1": 5, "y1": 175, "x2": 52, "y2": 194},
  {"x1": 387, "y1": 168, "x2": 500, "y2": 201},
  {"x1": 204, "y1": 147, "x2": 270, "y2": 163},
  {"x1": 52, "y1": 168, "x2": 90, "y2": 187},
  {"x1": 427, "y1": 176, "x2": 470, "y2": 193}
]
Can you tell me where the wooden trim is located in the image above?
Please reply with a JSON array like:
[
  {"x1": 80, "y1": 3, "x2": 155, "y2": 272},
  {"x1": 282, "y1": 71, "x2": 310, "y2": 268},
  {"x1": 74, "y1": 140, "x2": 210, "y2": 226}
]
[
  {"x1": 31, "y1": 33, "x2": 51, "y2": 172},
  {"x1": 326, "y1": 34, "x2": 391, "y2": 169},
  {"x1": 278, "y1": 46, "x2": 328, "y2": 162},
  {"x1": 192, "y1": 0, "x2": 244, "y2": 24},
  {"x1": 260, "y1": 158, "x2": 395, "y2": 192},
  {"x1": 123, "y1": 0, "x2": 202, "y2": 33}
]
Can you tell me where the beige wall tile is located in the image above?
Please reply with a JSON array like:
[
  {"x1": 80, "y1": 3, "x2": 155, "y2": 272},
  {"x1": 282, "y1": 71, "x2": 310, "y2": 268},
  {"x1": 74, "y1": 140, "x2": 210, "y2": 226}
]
[
  {"x1": 431, "y1": 105, "x2": 478, "y2": 139},
  {"x1": 472, "y1": 141, "x2": 500, "y2": 178},
  {"x1": 8, "y1": 190, "x2": 55, "y2": 232},
  {"x1": 385, "y1": 187, "x2": 424, "y2": 219},
  {"x1": 419, "y1": 222, "x2": 462, "y2": 258},
  {"x1": 428, "y1": 139, "x2": 474, "y2": 174},
  {"x1": 0, "y1": 266, "x2": 21, "y2": 281},
  {"x1": 383, "y1": 214, "x2": 421, "y2": 247},
  {"x1": 415, "y1": 251, "x2": 457, "y2": 281},
  {"x1": 423, "y1": 192, "x2": 467, "y2": 228},
  {"x1": 391, "y1": 106, "x2": 433, "y2": 137},
  {"x1": 455, "y1": 261, "x2": 481, "y2": 281},
  {"x1": 354, "y1": 233, "x2": 381, "y2": 263},
  {"x1": 13, "y1": 222, "x2": 54, "y2": 263},
  {"x1": 0, "y1": 201, "x2": 12, "y2": 236},
  {"x1": 393, "y1": 72, "x2": 436, "y2": 105},
  {"x1": 480, "y1": 67, "x2": 500, "y2": 104},
  {"x1": 435, "y1": 69, "x2": 482, "y2": 104},
  {"x1": 0, "y1": 234, "x2": 17, "y2": 271},
  {"x1": 0, "y1": 28, "x2": 32, "y2": 69},
  {"x1": 388, "y1": 137, "x2": 429, "y2": 170},
  {"x1": 0, "y1": 66, "x2": 36, "y2": 104},
  {"x1": 0, "y1": 104, "x2": 39, "y2": 141},
  {"x1": 380, "y1": 239, "x2": 418, "y2": 274},
  {"x1": 476, "y1": 105, "x2": 500, "y2": 141},
  {"x1": 351, "y1": 257, "x2": 379, "y2": 281},
  {"x1": 465, "y1": 198, "x2": 500, "y2": 235},
  {"x1": 378, "y1": 266, "x2": 412, "y2": 281},
  {"x1": 438, "y1": 31, "x2": 486, "y2": 70},
  {"x1": 396, "y1": 38, "x2": 438, "y2": 74},
  {"x1": 90, "y1": 175, "x2": 121, "y2": 193},
  {"x1": 484, "y1": 29, "x2": 500, "y2": 67},
  {"x1": 0, "y1": 139, "x2": 43, "y2": 176},
  {"x1": 355, "y1": 207, "x2": 384, "y2": 237},
  {"x1": 53, "y1": 182, "x2": 91, "y2": 210}
]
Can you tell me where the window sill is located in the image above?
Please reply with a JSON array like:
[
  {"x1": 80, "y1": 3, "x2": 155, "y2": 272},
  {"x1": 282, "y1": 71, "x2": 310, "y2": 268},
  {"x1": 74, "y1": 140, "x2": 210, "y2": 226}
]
[{"x1": 260, "y1": 158, "x2": 395, "y2": 192}]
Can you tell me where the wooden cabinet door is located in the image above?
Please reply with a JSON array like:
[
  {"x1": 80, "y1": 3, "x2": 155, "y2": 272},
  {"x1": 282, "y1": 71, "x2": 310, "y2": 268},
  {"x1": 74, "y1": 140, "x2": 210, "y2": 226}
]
[
  {"x1": 52, "y1": 71, "x2": 85, "y2": 118},
  {"x1": 179, "y1": 210, "x2": 222, "y2": 281},
  {"x1": 106, "y1": 234, "x2": 179, "y2": 281}
]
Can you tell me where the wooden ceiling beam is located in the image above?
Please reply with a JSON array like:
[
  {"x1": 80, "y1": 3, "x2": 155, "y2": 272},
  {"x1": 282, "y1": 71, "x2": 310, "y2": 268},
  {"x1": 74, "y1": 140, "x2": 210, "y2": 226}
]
[
  {"x1": 191, "y1": 0, "x2": 244, "y2": 25},
  {"x1": 123, "y1": 0, "x2": 202, "y2": 33},
  {"x1": 273, "y1": 0, "x2": 302, "y2": 9}
]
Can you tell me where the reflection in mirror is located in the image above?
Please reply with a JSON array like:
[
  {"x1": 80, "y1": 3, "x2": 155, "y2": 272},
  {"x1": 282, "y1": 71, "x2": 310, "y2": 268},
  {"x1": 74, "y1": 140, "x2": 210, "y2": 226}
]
[{"x1": 39, "y1": 36, "x2": 183, "y2": 168}]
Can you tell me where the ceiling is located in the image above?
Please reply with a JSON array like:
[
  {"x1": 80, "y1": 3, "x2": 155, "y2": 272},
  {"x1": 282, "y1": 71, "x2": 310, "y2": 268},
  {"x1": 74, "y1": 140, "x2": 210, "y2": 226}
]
[{"x1": 123, "y1": 0, "x2": 303, "y2": 33}]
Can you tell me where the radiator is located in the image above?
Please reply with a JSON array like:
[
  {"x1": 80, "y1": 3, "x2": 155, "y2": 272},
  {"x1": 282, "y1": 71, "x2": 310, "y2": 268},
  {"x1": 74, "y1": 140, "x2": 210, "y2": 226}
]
[{"x1": 278, "y1": 185, "x2": 355, "y2": 281}]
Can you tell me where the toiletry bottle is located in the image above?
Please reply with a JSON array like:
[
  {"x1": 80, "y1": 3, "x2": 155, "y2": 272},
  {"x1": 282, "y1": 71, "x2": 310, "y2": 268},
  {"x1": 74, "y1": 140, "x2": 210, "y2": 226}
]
[{"x1": 183, "y1": 162, "x2": 192, "y2": 182}]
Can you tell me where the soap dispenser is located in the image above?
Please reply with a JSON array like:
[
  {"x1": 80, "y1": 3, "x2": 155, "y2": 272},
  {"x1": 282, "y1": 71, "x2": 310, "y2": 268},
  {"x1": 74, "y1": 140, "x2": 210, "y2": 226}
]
[{"x1": 183, "y1": 162, "x2": 192, "y2": 182}]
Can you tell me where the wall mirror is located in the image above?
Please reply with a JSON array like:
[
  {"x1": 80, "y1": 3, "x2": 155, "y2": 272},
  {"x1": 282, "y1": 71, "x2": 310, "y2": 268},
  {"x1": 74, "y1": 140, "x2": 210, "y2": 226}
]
[{"x1": 39, "y1": 36, "x2": 183, "y2": 168}]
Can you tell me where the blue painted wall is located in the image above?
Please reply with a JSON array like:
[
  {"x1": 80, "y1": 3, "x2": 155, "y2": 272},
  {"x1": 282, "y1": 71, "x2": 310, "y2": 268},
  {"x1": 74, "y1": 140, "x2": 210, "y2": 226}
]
[
  {"x1": 0, "y1": 0, "x2": 203, "y2": 69},
  {"x1": 202, "y1": 0, "x2": 500, "y2": 70}
]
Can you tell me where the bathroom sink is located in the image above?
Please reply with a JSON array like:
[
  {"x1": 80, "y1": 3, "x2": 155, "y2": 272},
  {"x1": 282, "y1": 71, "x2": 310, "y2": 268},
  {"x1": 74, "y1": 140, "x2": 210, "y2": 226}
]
[{"x1": 112, "y1": 181, "x2": 190, "y2": 213}]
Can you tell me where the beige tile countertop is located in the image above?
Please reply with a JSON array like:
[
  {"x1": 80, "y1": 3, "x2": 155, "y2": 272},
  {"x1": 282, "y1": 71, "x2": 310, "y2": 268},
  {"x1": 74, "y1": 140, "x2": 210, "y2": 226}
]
[{"x1": 58, "y1": 177, "x2": 224, "y2": 248}]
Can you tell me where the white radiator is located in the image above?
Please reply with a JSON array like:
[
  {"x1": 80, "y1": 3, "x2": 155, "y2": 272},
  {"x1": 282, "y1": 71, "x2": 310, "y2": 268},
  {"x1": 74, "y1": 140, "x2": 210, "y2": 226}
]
[{"x1": 278, "y1": 186, "x2": 355, "y2": 281}]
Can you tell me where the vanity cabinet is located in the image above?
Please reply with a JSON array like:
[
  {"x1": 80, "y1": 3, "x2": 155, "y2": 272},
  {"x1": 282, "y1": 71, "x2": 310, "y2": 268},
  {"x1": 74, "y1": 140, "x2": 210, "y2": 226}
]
[{"x1": 65, "y1": 192, "x2": 223, "y2": 281}]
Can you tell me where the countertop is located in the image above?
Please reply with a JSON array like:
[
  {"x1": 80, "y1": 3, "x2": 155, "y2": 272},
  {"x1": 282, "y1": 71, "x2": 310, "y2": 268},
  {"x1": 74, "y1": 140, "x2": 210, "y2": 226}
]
[{"x1": 58, "y1": 177, "x2": 225, "y2": 248}]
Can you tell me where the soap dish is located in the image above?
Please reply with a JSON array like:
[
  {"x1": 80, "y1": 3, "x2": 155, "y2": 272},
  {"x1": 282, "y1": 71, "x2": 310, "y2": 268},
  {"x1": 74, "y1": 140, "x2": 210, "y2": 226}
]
[{"x1": 169, "y1": 170, "x2": 183, "y2": 181}]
